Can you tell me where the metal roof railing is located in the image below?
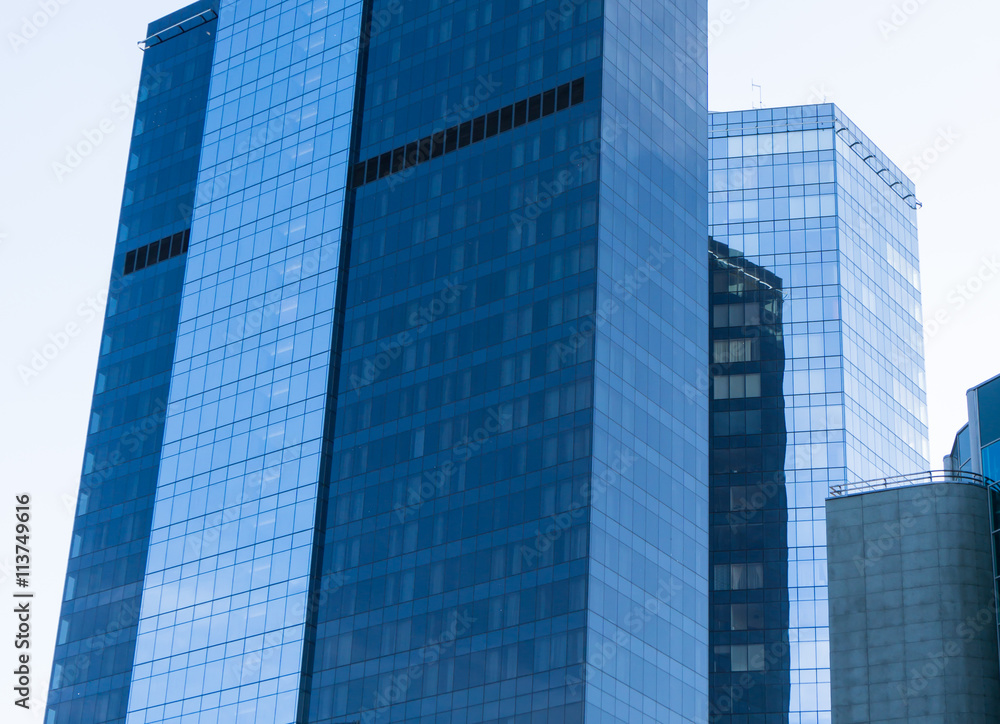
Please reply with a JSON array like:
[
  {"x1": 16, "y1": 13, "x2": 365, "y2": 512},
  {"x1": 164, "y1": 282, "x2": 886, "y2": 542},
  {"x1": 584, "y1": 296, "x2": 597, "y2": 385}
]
[
  {"x1": 138, "y1": 8, "x2": 218, "y2": 51},
  {"x1": 830, "y1": 470, "x2": 995, "y2": 498},
  {"x1": 836, "y1": 124, "x2": 922, "y2": 210}
]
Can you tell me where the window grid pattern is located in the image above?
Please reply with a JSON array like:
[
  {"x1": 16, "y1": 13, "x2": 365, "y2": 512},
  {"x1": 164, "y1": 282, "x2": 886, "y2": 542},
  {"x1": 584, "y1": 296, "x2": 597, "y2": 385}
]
[
  {"x1": 46, "y1": 3, "x2": 218, "y2": 722},
  {"x1": 586, "y1": 0, "x2": 710, "y2": 722},
  {"x1": 306, "y1": 0, "x2": 606, "y2": 721},
  {"x1": 124, "y1": 1, "x2": 364, "y2": 722},
  {"x1": 708, "y1": 242, "x2": 790, "y2": 722},
  {"x1": 709, "y1": 104, "x2": 929, "y2": 724},
  {"x1": 350, "y1": 78, "x2": 585, "y2": 188},
  {"x1": 125, "y1": 230, "x2": 191, "y2": 275}
]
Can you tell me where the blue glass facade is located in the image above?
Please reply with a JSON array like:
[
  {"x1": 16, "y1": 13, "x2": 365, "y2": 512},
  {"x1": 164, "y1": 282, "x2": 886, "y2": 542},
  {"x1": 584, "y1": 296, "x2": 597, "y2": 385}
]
[
  {"x1": 308, "y1": 0, "x2": 603, "y2": 711},
  {"x1": 307, "y1": 0, "x2": 709, "y2": 721},
  {"x1": 709, "y1": 105, "x2": 929, "y2": 723},
  {"x1": 48, "y1": 2, "x2": 963, "y2": 723},
  {"x1": 50, "y1": 1, "x2": 710, "y2": 723},
  {"x1": 51, "y1": 2, "x2": 959, "y2": 721},
  {"x1": 973, "y1": 376, "x2": 1000, "y2": 482},
  {"x1": 587, "y1": 1, "x2": 709, "y2": 721},
  {"x1": 948, "y1": 374, "x2": 1000, "y2": 482},
  {"x1": 708, "y1": 240, "x2": 790, "y2": 722},
  {"x1": 45, "y1": 5, "x2": 218, "y2": 723},
  {"x1": 945, "y1": 374, "x2": 1000, "y2": 682},
  {"x1": 123, "y1": 1, "x2": 364, "y2": 722}
]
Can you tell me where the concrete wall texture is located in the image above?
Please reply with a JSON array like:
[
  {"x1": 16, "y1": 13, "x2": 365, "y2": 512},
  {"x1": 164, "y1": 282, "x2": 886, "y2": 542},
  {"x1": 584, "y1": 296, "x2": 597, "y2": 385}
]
[{"x1": 827, "y1": 482, "x2": 1000, "y2": 723}]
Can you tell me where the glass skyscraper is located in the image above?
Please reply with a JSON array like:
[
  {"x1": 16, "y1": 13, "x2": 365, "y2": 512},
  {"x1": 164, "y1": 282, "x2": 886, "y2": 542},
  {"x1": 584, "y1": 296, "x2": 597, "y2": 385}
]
[
  {"x1": 707, "y1": 105, "x2": 929, "y2": 723},
  {"x1": 947, "y1": 373, "x2": 1000, "y2": 482},
  {"x1": 48, "y1": 1, "x2": 710, "y2": 723},
  {"x1": 46, "y1": 4, "x2": 219, "y2": 722}
]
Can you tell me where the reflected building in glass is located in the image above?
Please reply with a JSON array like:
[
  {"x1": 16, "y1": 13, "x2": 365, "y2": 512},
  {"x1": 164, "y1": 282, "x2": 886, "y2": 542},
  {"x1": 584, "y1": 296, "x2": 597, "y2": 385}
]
[
  {"x1": 49, "y1": 1, "x2": 711, "y2": 723},
  {"x1": 708, "y1": 105, "x2": 930, "y2": 723},
  {"x1": 707, "y1": 239, "x2": 790, "y2": 721}
]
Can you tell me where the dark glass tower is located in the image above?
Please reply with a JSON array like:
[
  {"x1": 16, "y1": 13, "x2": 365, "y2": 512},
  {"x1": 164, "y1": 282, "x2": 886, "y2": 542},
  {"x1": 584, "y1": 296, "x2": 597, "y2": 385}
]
[
  {"x1": 302, "y1": 0, "x2": 710, "y2": 718},
  {"x1": 45, "y1": 3, "x2": 219, "y2": 723},
  {"x1": 708, "y1": 106, "x2": 929, "y2": 723},
  {"x1": 50, "y1": 1, "x2": 710, "y2": 723},
  {"x1": 707, "y1": 239, "x2": 790, "y2": 722}
]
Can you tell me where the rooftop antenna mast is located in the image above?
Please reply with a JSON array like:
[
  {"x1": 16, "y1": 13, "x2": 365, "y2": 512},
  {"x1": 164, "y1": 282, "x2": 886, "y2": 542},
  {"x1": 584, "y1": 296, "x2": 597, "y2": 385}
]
[{"x1": 752, "y1": 80, "x2": 763, "y2": 109}]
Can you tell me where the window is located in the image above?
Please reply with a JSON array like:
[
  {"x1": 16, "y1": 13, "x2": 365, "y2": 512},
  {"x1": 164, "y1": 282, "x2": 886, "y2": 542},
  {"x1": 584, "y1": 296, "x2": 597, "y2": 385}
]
[
  {"x1": 729, "y1": 603, "x2": 764, "y2": 630},
  {"x1": 732, "y1": 644, "x2": 766, "y2": 671},
  {"x1": 713, "y1": 374, "x2": 761, "y2": 400},
  {"x1": 123, "y1": 229, "x2": 190, "y2": 275},
  {"x1": 713, "y1": 303, "x2": 762, "y2": 328},
  {"x1": 713, "y1": 338, "x2": 759, "y2": 364},
  {"x1": 713, "y1": 644, "x2": 766, "y2": 673},
  {"x1": 713, "y1": 562, "x2": 764, "y2": 590},
  {"x1": 983, "y1": 441, "x2": 1000, "y2": 482},
  {"x1": 978, "y1": 377, "x2": 1000, "y2": 447},
  {"x1": 351, "y1": 78, "x2": 586, "y2": 188}
]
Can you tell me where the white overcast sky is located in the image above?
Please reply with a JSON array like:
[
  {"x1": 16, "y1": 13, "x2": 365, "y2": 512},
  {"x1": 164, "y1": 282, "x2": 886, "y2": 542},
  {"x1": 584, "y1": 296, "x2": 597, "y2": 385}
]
[{"x1": 1, "y1": 0, "x2": 998, "y2": 718}]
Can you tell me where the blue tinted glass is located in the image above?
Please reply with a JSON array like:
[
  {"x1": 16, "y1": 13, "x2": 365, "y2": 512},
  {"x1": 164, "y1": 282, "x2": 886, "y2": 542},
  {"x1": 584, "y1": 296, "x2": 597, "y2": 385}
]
[
  {"x1": 51, "y1": 1, "x2": 712, "y2": 722},
  {"x1": 708, "y1": 241, "x2": 791, "y2": 719},
  {"x1": 977, "y1": 377, "x2": 1000, "y2": 447},
  {"x1": 957, "y1": 425, "x2": 971, "y2": 469},
  {"x1": 708, "y1": 105, "x2": 929, "y2": 723},
  {"x1": 305, "y1": 1, "x2": 709, "y2": 723},
  {"x1": 45, "y1": 4, "x2": 218, "y2": 722},
  {"x1": 983, "y1": 441, "x2": 1000, "y2": 481},
  {"x1": 123, "y1": 1, "x2": 364, "y2": 722}
]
